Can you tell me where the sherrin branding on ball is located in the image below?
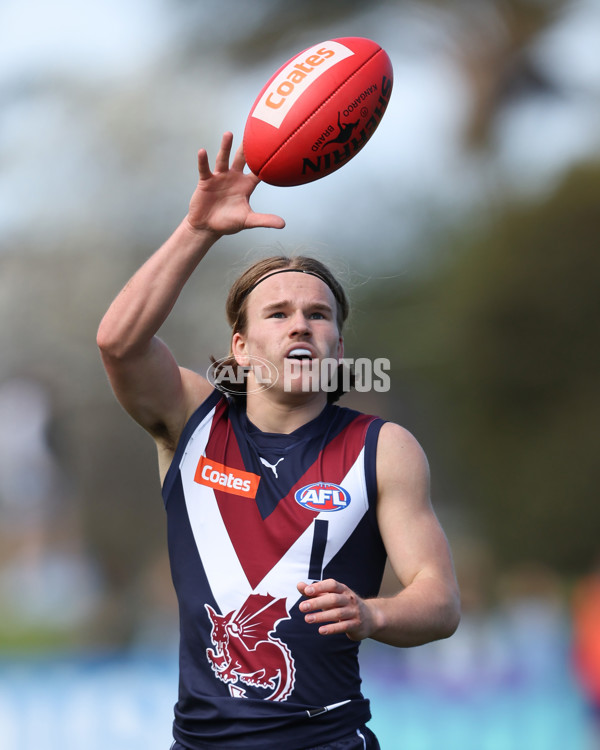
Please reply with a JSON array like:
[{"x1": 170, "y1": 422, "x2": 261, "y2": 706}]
[{"x1": 243, "y1": 37, "x2": 393, "y2": 187}]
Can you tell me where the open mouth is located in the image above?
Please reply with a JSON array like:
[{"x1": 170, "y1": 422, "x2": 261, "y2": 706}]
[{"x1": 286, "y1": 348, "x2": 313, "y2": 361}]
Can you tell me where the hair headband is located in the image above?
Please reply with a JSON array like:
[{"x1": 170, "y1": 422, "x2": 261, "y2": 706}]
[{"x1": 240, "y1": 268, "x2": 336, "y2": 302}]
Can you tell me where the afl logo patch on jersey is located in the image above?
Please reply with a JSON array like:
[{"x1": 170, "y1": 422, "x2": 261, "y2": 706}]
[{"x1": 294, "y1": 482, "x2": 351, "y2": 512}]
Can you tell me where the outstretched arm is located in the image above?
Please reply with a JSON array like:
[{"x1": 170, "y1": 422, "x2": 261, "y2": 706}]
[
  {"x1": 189, "y1": 133, "x2": 285, "y2": 236},
  {"x1": 97, "y1": 133, "x2": 284, "y2": 465},
  {"x1": 297, "y1": 422, "x2": 460, "y2": 647}
]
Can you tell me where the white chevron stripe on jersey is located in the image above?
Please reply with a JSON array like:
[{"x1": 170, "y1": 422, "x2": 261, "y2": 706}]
[
  {"x1": 257, "y1": 448, "x2": 368, "y2": 604},
  {"x1": 178, "y1": 406, "x2": 254, "y2": 614},
  {"x1": 177, "y1": 410, "x2": 369, "y2": 615}
]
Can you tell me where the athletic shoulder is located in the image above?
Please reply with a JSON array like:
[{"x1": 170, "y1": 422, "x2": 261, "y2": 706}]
[{"x1": 376, "y1": 421, "x2": 430, "y2": 497}]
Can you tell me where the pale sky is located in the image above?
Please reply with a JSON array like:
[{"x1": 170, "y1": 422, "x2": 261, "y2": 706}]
[{"x1": 1, "y1": 0, "x2": 600, "y2": 266}]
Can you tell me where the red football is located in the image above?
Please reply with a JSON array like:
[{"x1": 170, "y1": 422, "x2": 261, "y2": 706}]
[{"x1": 243, "y1": 37, "x2": 393, "y2": 187}]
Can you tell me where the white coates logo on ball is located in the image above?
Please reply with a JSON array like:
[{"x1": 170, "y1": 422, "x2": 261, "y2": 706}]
[{"x1": 251, "y1": 41, "x2": 354, "y2": 129}]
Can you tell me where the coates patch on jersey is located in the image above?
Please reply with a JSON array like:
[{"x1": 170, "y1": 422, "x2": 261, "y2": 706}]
[
  {"x1": 294, "y1": 482, "x2": 351, "y2": 512},
  {"x1": 194, "y1": 456, "x2": 261, "y2": 499}
]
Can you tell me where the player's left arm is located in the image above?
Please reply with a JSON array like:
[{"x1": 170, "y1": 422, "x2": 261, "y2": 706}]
[{"x1": 297, "y1": 422, "x2": 460, "y2": 646}]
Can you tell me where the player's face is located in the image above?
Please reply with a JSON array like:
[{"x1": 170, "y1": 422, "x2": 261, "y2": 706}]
[{"x1": 232, "y1": 272, "x2": 344, "y2": 397}]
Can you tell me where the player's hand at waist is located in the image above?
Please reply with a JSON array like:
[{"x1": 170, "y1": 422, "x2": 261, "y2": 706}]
[{"x1": 297, "y1": 579, "x2": 382, "y2": 641}]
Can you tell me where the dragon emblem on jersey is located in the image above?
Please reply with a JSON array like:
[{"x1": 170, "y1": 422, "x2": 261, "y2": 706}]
[{"x1": 205, "y1": 593, "x2": 296, "y2": 701}]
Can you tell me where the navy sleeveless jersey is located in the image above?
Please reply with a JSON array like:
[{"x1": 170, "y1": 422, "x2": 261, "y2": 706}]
[{"x1": 162, "y1": 389, "x2": 387, "y2": 749}]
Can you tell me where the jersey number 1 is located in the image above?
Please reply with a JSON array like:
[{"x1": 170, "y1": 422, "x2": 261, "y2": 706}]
[{"x1": 308, "y1": 519, "x2": 329, "y2": 581}]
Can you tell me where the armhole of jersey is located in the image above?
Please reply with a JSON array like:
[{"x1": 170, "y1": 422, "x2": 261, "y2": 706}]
[
  {"x1": 161, "y1": 388, "x2": 223, "y2": 504},
  {"x1": 364, "y1": 418, "x2": 386, "y2": 525}
]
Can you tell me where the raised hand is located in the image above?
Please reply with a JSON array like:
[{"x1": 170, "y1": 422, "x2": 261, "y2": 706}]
[{"x1": 187, "y1": 132, "x2": 285, "y2": 237}]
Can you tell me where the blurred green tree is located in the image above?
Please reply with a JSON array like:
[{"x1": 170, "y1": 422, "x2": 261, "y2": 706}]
[{"x1": 352, "y1": 161, "x2": 600, "y2": 575}]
